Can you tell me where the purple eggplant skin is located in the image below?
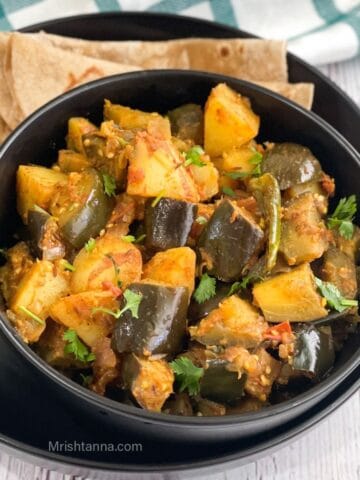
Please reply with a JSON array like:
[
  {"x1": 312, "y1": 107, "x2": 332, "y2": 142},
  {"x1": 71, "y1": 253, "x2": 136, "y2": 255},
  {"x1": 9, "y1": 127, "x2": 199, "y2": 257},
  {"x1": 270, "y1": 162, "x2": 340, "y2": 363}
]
[
  {"x1": 144, "y1": 197, "x2": 198, "y2": 251},
  {"x1": 262, "y1": 143, "x2": 322, "y2": 190},
  {"x1": 27, "y1": 209, "x2": 65, "y2": 261},
  {"x1": 197, "y1": 199, "x2": 264, "y2": 282},
  {"x1": 200, "y1": 359, "x2": 247, "y2": 405},
  {"x1": 167, "y1": 103, "x2": 204, "y2": 144},
  {"x1": 59, "y1": 169, "x2": 114, "y2": 249},
  {"x1": 112, "y1": 282, "x2": 188, "y2": 357},
  {"x1": 292, "y1": 324, "x2": 335, "y2": 379}
]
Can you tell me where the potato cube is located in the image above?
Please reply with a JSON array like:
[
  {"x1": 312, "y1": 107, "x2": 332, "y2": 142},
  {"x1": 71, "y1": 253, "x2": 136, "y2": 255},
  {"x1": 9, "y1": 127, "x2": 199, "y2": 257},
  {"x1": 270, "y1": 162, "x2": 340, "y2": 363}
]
[
  {"x1": 189, "y1": 295, "x2": 267, "y2": 348},
  {"x1": 142, "y1": 247, "x2": 196, "y2": 295},
  {"x1": 253, "y1": 263, "x2": 328, "y2": 322},
  {"x1": 9, "y1": 260, "x2": 69, "y2": 343},
  {"x1": 50, "y1": 290, "x2": 118, "y2": 347},
  {"x1": 17, "y1": 165, "x2": 67, "y2": 223},
  {"x1": 204, "y1": 83, "x2": 260, "y2": 157}
]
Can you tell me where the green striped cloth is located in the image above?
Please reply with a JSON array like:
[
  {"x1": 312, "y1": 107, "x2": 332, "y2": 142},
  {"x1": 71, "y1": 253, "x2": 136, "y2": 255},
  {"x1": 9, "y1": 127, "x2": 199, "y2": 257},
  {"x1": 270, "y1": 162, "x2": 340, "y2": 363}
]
[{"x1": 0, "y1": 0, "x2": 359, "y2": 65}]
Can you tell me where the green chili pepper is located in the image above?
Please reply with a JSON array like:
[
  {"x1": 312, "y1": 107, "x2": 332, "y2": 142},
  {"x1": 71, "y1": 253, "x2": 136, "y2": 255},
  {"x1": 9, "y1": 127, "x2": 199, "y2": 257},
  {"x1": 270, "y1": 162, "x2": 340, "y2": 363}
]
[{"x1": 249, "y1": 173, "x2": 281, "y2": 272}]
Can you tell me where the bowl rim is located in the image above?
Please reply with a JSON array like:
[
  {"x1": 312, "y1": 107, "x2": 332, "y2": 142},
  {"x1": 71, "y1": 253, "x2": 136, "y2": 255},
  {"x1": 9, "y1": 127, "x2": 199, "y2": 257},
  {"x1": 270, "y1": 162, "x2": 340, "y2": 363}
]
[{"x1": 0, "y1": 69, "x2": 359, "y2": 428}]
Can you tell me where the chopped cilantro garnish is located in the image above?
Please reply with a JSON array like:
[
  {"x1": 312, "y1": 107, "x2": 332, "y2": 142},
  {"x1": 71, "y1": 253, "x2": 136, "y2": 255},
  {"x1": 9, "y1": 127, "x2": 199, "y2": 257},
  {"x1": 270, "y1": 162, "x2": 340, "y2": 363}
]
[
  {"x1": 170, "y1": 357, "x2": 204, "y2": 396},
  {"x1": 193, "y1": 273, "x2": 216, "y2": 304},
  {"x1": 315, "y1": 277, "x2": 358, "y2": 312},
  {"x1": 63, "y1": 329, "x2": 95, "y2": 363},
  {"x1": 102, "y1": 173, "x2": 116, "y2": 197},
  {"x1": 184, "y1": 146, "x2": 206, "y2": 167},
  {"x1": 327, "y1": 195, "x2": 357, "y2": 240}
]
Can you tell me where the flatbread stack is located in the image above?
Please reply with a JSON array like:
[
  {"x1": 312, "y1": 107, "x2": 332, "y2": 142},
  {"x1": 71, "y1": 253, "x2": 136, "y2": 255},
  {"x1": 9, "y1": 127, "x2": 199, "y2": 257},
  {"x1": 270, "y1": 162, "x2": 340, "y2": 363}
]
[{"x1": 0, "y1": 31, "x2": 314, "y2": 144}]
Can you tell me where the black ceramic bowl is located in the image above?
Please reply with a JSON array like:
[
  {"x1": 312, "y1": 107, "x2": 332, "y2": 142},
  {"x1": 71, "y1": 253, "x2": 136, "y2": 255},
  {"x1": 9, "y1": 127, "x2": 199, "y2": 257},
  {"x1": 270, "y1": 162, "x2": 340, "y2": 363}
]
[{"x1": 0, "y1": 70, "x2": 359, "y2": 444}]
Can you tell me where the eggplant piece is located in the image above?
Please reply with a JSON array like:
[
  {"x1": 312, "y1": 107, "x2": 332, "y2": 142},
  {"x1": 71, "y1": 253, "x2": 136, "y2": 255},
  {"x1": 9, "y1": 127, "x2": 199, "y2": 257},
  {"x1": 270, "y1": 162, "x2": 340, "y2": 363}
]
[
  {"x1": 253, "y1": 263, "x2": 328, "y2": 323},
  {"x1": 112, "y1": 282, "x2": 188, "y2": 356},
  {"x1": 144, "y1": 197, "x2": 197, "y2": 251},
  {"x1": 36, "y1": 320, "x2": 82, "y2": 369},
  {"x1": 280, "y1": 192, "x2": 328, "y2": 266},
  {"x1": 58, "y1": 149, "x2": 91, "y2": 173},
  {"x1": 334, "y1": 226, "x2": 360, "y2": 263},
  {"x1": 190, "y1": 295, "x2": 267, "y2": 348},
  {"x1": 198, "y1": 200, "x2": 264, "y2": 282},
  {"x1": 167, "y1": 103, "x2": 203, "y2": 144},
  {"x1": 195, "y1": 397, "x2": 226, "y2": 416},
  {"x1": 188, "y1": 282, "x2": 229, "y2": 324},
  {"x1": 200, "y1": 358, "x2": 247, "y2": 405},
  {"x1": 0, "y1": 242, "x2": 34, "y2": 304},
  {"x1": 226, "y1": 397, "x2": 264, "y2": 415},
  {"x1": 66, "y1": 117, "x2": 97, "y2": 153},
  {"x1": 122, "y1": 354, "x2": 174, "y2": 412},
  {"x1": 292, "y1": 324, "x2": 335, "y2": 379},
  {"x1": 262, "y1": 143, "x2": 322, "y2": 190},
  {"x1": 330, "y1": 316, "x2": 358, "y2": 351},
  {"x1": 83, "y1": 130, "x2": 129, "y2": 187},
  {"x1": 57, "y1": 169, "x2": 114, "y2": 249},
  {"x1": 28, "y1": 209, "x2": 65, "y2": 261},
  {"x1": 244, "y1": 348, "x2": 281, "y2": 401},
  {"x1": 163, "y1": 393, "x2": 194, "y2": 416},
  {"x1": 320, "y1": 247, "x2": 357, "y2": 299}
]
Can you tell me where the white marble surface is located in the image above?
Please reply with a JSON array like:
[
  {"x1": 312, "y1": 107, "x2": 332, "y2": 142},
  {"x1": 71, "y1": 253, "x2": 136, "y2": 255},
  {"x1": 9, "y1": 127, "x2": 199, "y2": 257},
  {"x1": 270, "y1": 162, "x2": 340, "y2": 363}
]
[{"x1": 0, "y1": 55, "x2": 359, "y2": 480}]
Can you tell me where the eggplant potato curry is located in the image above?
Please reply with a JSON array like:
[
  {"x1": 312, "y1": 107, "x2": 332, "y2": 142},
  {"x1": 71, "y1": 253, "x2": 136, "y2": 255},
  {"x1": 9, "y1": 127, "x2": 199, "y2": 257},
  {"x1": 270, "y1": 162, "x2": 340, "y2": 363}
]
[{"x1": 1, "y1": 83, "x2": 359, "y2": 416}]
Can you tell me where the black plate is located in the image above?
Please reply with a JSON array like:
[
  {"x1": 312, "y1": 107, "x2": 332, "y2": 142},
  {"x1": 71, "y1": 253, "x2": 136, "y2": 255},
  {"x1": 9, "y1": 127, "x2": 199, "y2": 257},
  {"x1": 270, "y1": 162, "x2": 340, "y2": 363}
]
[
  {"x1": 0, "y1": 11, "x2": 356, "y2": 474},
  {"x1": 0, "y1": 327, "x2": 359, "y2": 477},
  {"x1": 21, "y1": 12, "x2": 360, "y2": 153}
]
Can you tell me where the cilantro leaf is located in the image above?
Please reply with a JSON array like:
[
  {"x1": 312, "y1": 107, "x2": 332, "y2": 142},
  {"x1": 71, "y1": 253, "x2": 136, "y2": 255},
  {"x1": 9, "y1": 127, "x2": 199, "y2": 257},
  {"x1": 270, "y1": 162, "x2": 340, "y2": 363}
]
[
  {"x1": 19, "y1": 306, "x2": 45, "y2": 325},
  {"x1": 92, "y1": 288, "x2": 143, "y2": 319},
  {"x1": 327, "y1": 195, "x2": 357, "y2": 239},
  {"x1": 224, "y1": 151, "x2": 262, "y2": 180},
  {"x1": 315, "y1": 277, "x2": 358, "y2": 312},
  {"x1": 184, "y1": 146, "x2": 206, "y2": 167},
  {"x1": 338, "y1": 220, "x2": 354, "y2": 240},
  {"x1": 249, "y1": 150, "x2": 263, "y2": 176},
  {"x1": 195, "y1": 216, "x2": 207, "y2": 225},
  {"x1": 63, "y1": 329, "x2": 95, "y2": 363},
  {"x1": 227, "y1": 273, "x2": 260, "y2": 296},
  {"x1": 222, "y1": 186, "x2": 236, "y2": 197},
  {"x1": 170, "y1": 357, "x2": 204, "y2": 396},
  {"x1": 193, "y1": 273, "x2": 216, "y2": 304},
  {"x1": 122, "y1": 235, "x2": 136, "y2": 243},
  {"x1": 134, "y1": 234, "x2": 146, "y2": 244},
  {"x1": 227, "y1": 281, "x2": 242, "y2": 296},
  {"x1": 102, "y1": 173, "x2": 116, "y2": 197},
  {"x1": 151, "y1": 191, "x2": 165, "y2": 208},
  {"x1": 92, "y1": 306, "x2": 121, "y2": 318},
  {"x1": 84, "y1": 238, "x2": 96, "y2": 253},
  {"x1": 80, "y1": 373, "x2": 93, "y2": 387},
  {"x1": 61, "y1": 259, "x2": 76, "y2": 272},
  {"x1": 121, "y1": 289, "x2": 143, "y2": 318}
]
